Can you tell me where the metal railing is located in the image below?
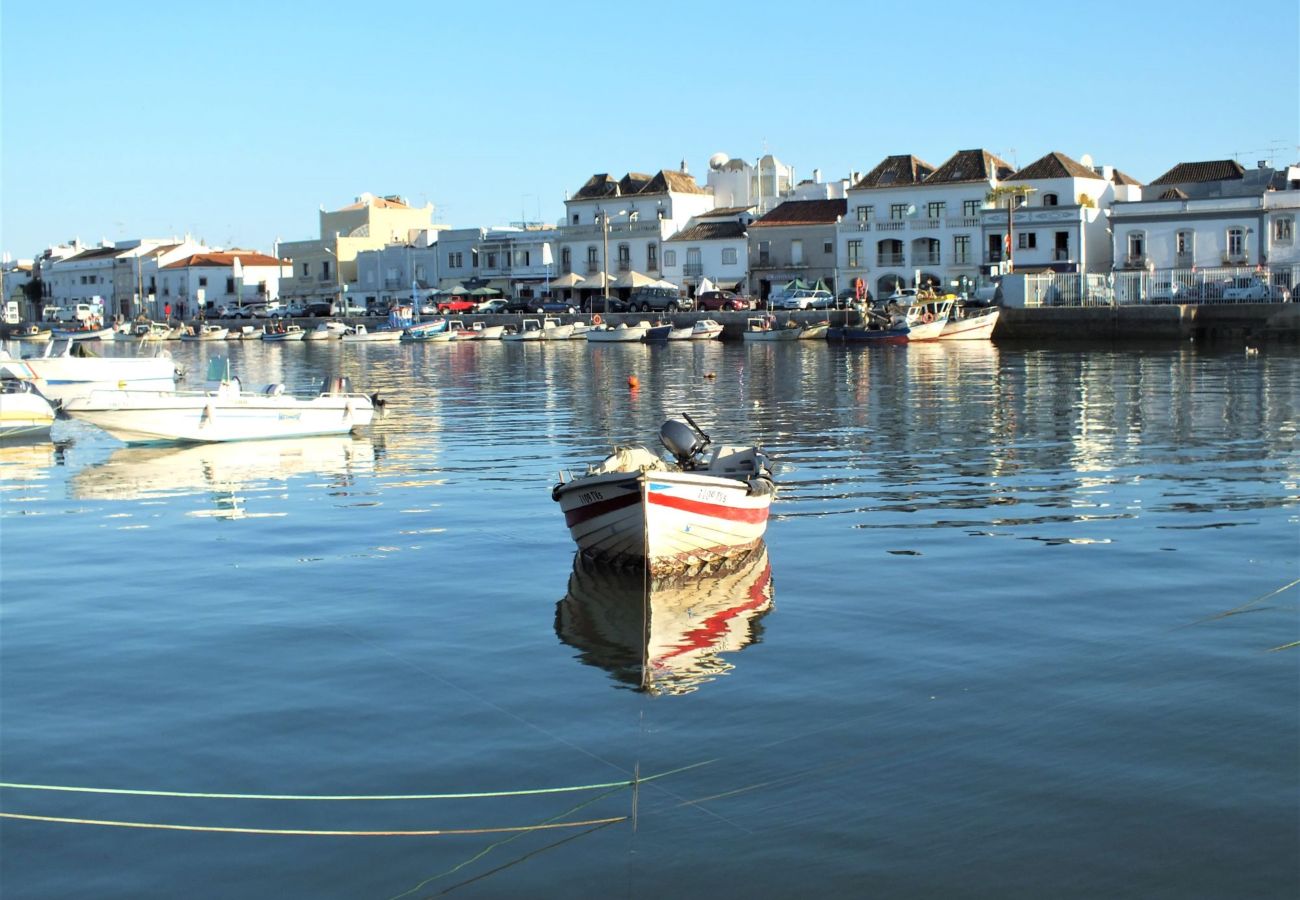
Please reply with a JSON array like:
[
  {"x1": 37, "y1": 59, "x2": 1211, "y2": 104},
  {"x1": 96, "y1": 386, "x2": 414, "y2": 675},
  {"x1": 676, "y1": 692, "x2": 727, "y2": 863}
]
[
  {"x1": 1017, "y1": 264, "x2": 1297, "y2": 307},
  {"x1": 875, "y1": 221, "x2": 906, "y2": 232},
  {"x1": 912, "y1": 253, "x2": 941, "y2": 266},
  {"x1": 877, "y1": 254, "x2": 906, "y2": 266},
  {"x1": 946, "y1": 217, "x2": 981, "y2": 228},
  {"x1": 683, "y1": 263, "x2": 704, "y2": 276}
]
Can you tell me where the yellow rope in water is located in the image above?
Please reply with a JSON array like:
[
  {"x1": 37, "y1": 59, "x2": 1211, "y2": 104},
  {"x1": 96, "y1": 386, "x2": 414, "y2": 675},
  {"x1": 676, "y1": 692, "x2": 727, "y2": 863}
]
[{"x1": 0, "y1": 812, "x2": 627, "y2": 837}]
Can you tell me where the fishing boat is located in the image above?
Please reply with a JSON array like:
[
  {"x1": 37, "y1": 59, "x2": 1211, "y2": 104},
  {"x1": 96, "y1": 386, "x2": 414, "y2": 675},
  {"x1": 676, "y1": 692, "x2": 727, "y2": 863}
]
[
  {"x1": 900, "y1": 299, "x2": 952, "y2": 342},
  {"x1": 542, "y1": 318, "x2": 575, "y2": 340},
  {"x1": 63, "y1": 359, "x2": 375, "y2": 444},
  {"x1": 568, "y1": 321, "x2": 595, "y2": 340},
  {"x1": 555, "y1": 542, "x2": 774, "y2": 695},
  {"x1": 341, "y1": 323, "x2": 402, "y2": 343},
  {"x1": 134, "y1": 322, "x2": 174, "y2": 342},
  {"x1": 798, "y1": 320, "x2": 830, "y2": 340},
  {"x1": 179, "y1": 324, "x2": 229, "y2": 342},
  {"x1": 2, "y1": 341, "x2": 181, "y2": 406},
  {"x1": 586, "y1": 321, "x2": 651, "y2": 343},
  {"x1": 9, "y1": 324, "x2": 52, "y2": 343},
  {"x1": 261, "y1": 323, "x2": 305, "y2": 342},
  {"x1": 552, "y1": 415, "x2": 775, "y2": 576},
  {"x1": 0, "y1": 380, "x2": 56, "y2": 439},
  {"x1": 51, "y1": 324, "x2": 114, "y2": 342},
  {"x1": 643, "y1": 323, "x2": 674, "y2": 342},
  {"x1": 741, "y1": 315, "x2": 800, "y2": 341},
  {"x1": 686, "y1": 319, "x2": 724, "y2": 340},
  {"x1": 304, "y1": 321, "x2": 347, "y2": 341},
  {"x1": 938, "y1": 302, "x2": 1001, "y2": 340},
  {"x1": 502, "y1": 319, "x2": 546, "y2": 342},
  {"x1": 403, "y1": 318, "x2": 451, "y2": 342}
]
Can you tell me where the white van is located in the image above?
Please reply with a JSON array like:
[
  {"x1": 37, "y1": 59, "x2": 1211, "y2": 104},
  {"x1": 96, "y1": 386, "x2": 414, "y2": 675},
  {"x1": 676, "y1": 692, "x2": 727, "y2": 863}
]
[{"x1": 42, "y1": 306, "x2": 65, "y2": 322}]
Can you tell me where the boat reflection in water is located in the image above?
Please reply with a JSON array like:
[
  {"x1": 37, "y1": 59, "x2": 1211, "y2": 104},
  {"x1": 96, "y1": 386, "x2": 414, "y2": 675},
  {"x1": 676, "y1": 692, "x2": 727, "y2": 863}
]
[
  {"x1": 69, "y1": 436, "x2": 375, "y2": 519},
  {"x1": 556, "y1": 542, "x2": 774, "y2": 695}
]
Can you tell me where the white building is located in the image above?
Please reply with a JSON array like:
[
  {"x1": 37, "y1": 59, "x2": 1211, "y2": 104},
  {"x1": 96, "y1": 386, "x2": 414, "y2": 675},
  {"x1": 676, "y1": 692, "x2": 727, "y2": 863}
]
[
  {"x1": 158, "y1": 250, "x2": 292, "y2": 316},
  {"x1": 557, "y1": 166, "x2": 715, "y2": 300},
  {"x1": 354, "y1": 231, "x2": 441, "y2": 310},
  {"x1": 662, "y1": 207, "x2": 754, "y2": 296},
  {"x1": 706, "y1": 153, "x2": 796, "y2": 216},
  {"x1": 476, "y1": 226, "x2": 560, "y2": 300},
  {"x1": 41, "y1": 238, "x2": 206, "y2": 318}
]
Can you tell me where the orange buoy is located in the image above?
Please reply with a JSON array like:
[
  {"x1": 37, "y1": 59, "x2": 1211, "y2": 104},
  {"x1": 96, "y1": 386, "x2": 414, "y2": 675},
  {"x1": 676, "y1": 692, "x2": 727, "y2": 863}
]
[{"x1": 627, "y1": 375, "x2": 640, "y2": 389}]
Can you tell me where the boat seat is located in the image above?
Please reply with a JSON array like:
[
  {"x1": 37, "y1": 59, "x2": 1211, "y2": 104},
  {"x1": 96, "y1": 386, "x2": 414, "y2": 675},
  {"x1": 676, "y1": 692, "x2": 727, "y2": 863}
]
[{"x1": 264, "y1": 383, "x2": 284, "y2": 396}]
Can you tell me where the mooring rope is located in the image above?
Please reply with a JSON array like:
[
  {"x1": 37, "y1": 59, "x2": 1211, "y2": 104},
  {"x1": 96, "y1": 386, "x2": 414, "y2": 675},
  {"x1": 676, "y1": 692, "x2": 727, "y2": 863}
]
[{"x1": 0, "y1": 759, "x2": 714, "y2": 803}]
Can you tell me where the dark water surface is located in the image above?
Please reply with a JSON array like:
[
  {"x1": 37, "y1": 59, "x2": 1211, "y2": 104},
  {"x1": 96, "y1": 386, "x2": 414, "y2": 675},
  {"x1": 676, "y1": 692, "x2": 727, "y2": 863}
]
[{"x1": 1, "y1": 338, "x2": 1296, "y2": 899}]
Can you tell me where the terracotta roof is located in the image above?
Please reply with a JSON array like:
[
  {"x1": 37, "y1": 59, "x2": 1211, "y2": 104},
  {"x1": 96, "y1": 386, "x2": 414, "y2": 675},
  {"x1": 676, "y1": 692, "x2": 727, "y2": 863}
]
[
  {"x1": 1009, "y1": 151, "x2": 1100, "y2": 181},
  {"x1": 852, "y1": 154, "x2": 935, "y2": 189},
  {"x1": 666, "y1": 221, "x2": 747, "y2": 242},
  {"x1": 924, "y1": 149, "x2": 1014, "y2": 184},
  {"x1": 1110, "y1": 168, "x2": 1143, "y2": 187},
  {"x1": 571, "y1": 169, "x2": 707, "y2": 200},
  {"x1": 700, "y1": 206, "x2": 753, "y2": 218},
  {"x1": 1158, "y1": 187, "x2": 1190, "y2": 200},
  {"x1": 162, "y1": 252, "x2": 288, "y2": 269},
  {"x1": 1150, "y1": 160, "x2": 1246, "y2": 185},
  {"x1": 750, "y1": 199, "x2": 847, "y2": 227}
]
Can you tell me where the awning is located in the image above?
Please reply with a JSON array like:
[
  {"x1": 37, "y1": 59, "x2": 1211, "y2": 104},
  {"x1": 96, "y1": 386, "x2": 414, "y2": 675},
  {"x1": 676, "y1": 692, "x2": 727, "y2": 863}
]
[
  {"x1": 438, "y1": 277, "x2": 463, "y2": 289},
  {"x1": 550, "y1": 272, "x2": 584, "y2": 288},
  {"x1": 613, "y1": 270, "x2": 657, "y2": 289},
  {"x1": 578, "y1": 273, "x2": 617, "y2": 290}
]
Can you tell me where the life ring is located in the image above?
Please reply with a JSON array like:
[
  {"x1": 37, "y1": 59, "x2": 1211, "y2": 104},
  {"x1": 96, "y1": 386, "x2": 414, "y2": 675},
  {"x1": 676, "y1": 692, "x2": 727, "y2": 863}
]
[
  {"x1": 921, "y1": 312, "x2": 935, "y2": 324},
  {"x1": 592, "y1": 313, "x2": 603, "y2": 325}
]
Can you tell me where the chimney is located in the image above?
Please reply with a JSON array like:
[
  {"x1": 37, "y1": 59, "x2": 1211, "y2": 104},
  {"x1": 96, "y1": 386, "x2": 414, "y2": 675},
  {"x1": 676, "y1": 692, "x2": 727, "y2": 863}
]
[
  {"x1": 680, "y1": 159, "x2": 688, "y2": 174},
  {"x1": 813, "y1": 168, "x2": 821, "y2": 183}
]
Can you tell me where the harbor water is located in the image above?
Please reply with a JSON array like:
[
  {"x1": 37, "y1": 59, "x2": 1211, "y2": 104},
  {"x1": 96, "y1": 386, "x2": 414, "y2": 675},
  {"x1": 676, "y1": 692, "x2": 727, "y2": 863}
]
[{"x1": 1, "y1": 338, "x2": 1296, "y2": 898}]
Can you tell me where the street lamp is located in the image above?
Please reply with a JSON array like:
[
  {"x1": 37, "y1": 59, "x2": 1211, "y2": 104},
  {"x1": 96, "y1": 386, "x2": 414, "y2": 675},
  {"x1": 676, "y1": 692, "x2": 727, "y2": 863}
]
[
  {"x1": 322, "y1": 246, "x2": 343, "y2": 313},
  {"x1": 598, "y1": 207, "x2": 628, "y2": 314}
]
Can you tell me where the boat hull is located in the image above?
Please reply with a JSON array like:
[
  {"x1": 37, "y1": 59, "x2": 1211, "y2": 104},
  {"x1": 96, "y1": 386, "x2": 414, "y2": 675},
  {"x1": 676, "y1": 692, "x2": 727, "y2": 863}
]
[
  {"x1": 18, "y1": 355, "x2": 179, "y2": 406},
  {"x1": 742, "y1": 328, "x2": 800, "y2": 341},
  {"x1": 0, "y1": 392, "x2": 56, "y2": 439},
  {"x1": 826, "y1": 326, "x2": 910, "y2": 344},
  {"x1": 554, "y1": 469, "x2": 772, "y2": 576},
  {"x1": 938, "y1": 307, "x2": 1000, "y2": 340},
  {"x1": 587, "y1": 325, "x2": 651, "y2": 342}
]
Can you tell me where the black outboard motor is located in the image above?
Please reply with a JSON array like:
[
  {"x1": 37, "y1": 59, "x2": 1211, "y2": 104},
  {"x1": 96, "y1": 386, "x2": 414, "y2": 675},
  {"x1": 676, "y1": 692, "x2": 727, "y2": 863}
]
[{"x1": 660, "y1": 417, "x2": 709, "y2": 467}]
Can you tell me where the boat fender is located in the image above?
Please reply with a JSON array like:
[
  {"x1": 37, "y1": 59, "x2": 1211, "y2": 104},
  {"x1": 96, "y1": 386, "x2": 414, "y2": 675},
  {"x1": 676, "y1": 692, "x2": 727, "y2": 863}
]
[
  {"x1": 922, "y1": 312, "x2": 934, "y2": 324},
  {"x1": 200, "y1": 404, "x2": 214, "y2": 426},
  {"x1": 592, "y1": 313, "x2": 602, "y2": 325}
]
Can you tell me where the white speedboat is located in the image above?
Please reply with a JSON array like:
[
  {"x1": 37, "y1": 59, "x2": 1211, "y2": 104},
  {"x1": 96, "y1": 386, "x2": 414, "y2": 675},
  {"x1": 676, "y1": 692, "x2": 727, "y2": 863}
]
[
  {"x1": 556, "y1": 542, "x2": 774, "y2": 695},
  {"x1": 63, "y1": 364, "x2": 376, "y2": 444},
  {"x1": 938, "y1": 303, "x2": 1000, "y2": 340},
  {"x1": 686, "y1": 319, "x2": 723, "y2": 340},
  {"x1": 0, "y1": 381, "x2": 56, "y2": 440},
  {"x1": 51, "y1": 325, "x2": 115, "y2": 342},
  {"x1": 741, "y1": 316, "x2": 800, "y2": 341},
  {"x1": 542, "y1": 318, "x2": 575, "y2": 340},
  {"x1": 568, "y1": 321, "x2": 595, "y2": 340},
  {"x1": 304, "y1": 321, "x2": 346, "y2": 341},
  {"x1": 261, "y1": 324, "x2": 305, "y2": 342},
  {"x1": 2, "y1": 341, "x2": 180, "y2": 406},
  {"x1": 552, "y1": 416, "x2": 775, "y2": 576},
  {"x1": 502, "y1": 319, "x2": 546, "y2": 342},
  {"x1": 586, "y1": 321, "x2": 651, "y2": 343},
  {"x1": 341, "y1": 323, "x2": 402, "y2": 343},
  {"x1": 179, "y1": 324, "x2": 229, "y2": 342},
  {"x1": 472, "y1": 323, "x2": 506, "y2": 341},
  {"x1": 134, "y1": 322, "x2": 174, "y2": 342}
]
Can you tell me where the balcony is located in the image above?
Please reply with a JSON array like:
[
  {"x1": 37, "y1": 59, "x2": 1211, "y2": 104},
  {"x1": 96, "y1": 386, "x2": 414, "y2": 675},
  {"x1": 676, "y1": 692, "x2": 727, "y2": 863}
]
[
  {"x1": 839, "y1": 221, "x2": 872, "y2": 232},
  {"x1": 683, "y1": 262, "x2": 704, "y2": 277},
  {"x1": 913, "y1": 253, "x2": 941, "y2": 266},
  {"x1": 946, "y1": 217, "x2": 981, "y2": 228},
  {"x1": 1174, "y1": 253, "x2": 1194, "y2": 267},
  {"x1": 1123, "y1": 255, "x2": 1148, "y2": 269},
  {"x1": 617, "y1": 260, "x2": 631, "y2": 272},
  {"x1": 586, "y1": 262, "x2": 600, "y2": 274},
  {"x1": 875, "y1": 221, "x2": 906, "y2": 232},
  {"x1": 877, "y1": 254, "x2": 906, "y2": 266},
  {"x1": 1221, "y1": 252, "x2": 1248, "y2": 265},
  {"x1": 647, "y1": 260, "x2": 658, "y2": 272},
  {"x1": 918, "y1": 218, "x2": 942, "y2": 230},
  {"x1": 1052, "y1": 249, "x2": 1071, "y2": 262}
]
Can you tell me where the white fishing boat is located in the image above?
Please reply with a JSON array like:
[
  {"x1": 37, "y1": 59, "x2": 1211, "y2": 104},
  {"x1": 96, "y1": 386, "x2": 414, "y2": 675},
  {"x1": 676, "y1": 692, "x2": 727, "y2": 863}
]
[
  {"x1": 586, "y1": 321, "x2": 651, "y2": 343},
  {"x1": 556, "y1": 542, "x2": 774, "y2": 694},
  {"x1": 938, "y1": 303, "x2": 1001, "y2": 340},
  {"x1": 542, "y1": 318, "x2": 575, "y2": 340},
  {"x1": 63, "y1": 360, "x2": 375, "y2": 444},
  {"x1": 51, "y1": 325, "x2": 115, "y2": 342},
  {"x1": 179, "y1": 324, "x2": 229, "y2": 342},
  {"x1": 444, "y1": 320, "x2": 477, "y2": 340},
  {"x1": 403, "y1": 318, "x2": 451, "y2": 342},
  {"x1": 553, "y1": 415, "x2": 775, "y2": 576},
  {"x1": 502, "y1": 319, "x2": 546, "y2": 342},
  {"x1": 901, "y1": 299, "x2": 953, "y2": 342},
  {"x1": 472, "y1": 323, "x2": 506, "y2": 341},
  {"x1": 684, "y1": 319, "x2": 723, "y2": 340},
  {"x1": 304, "y1": 321, "x2": 346, "y2": 341},
  {"x1": 741, "y1": 315, "x2": 801, "y2": 341},
  {"x1": 134, "y1": 322, "x2": 174, "y2": 342},
  {"x1": 798, "y1": 320, "x2": 830, "y2": 340},
  {"x1": 1, "y1": 341, "x2": 180, "y2": 406},
  {"x1": 341, "y1": 323, "x2": 402, "y2": 343},
  {"x1": 261, "y1": 323, "x2": 305, "y2": 342},
  {"x1": 568, "y1": 321, "x2": 595, "y2": 340},
  {"x1": 0, "y1": 381, "x2": 56, "y2": 439},
  {"x1": 9, "y1": 324, "x2": 52, "y2": 343}
]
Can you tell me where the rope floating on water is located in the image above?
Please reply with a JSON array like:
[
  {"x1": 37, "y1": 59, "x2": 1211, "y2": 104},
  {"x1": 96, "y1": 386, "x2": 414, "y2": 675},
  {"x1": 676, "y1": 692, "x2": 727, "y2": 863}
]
[
  {"x1": 0, "y1": 759, "x2": 714, "y2": 802},
  {"x1": 0, "y1": 812, "x2": 627, "y2": 837}
]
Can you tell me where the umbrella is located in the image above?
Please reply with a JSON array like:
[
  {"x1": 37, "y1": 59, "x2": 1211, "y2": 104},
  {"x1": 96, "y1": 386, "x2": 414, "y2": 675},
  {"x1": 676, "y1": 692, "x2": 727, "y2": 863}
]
[
  {"x1": 785, "y1": 278, "x2": 809, "y2": 291},
  {"x1": 578, "y1": 273, "x2": 617, "y2": 290},
  {"x1": 469, "y1": 286, "x2": 499, "y2": 297},
  {"x1": 613, "y1": 270, "x2": 657, "y2": 289},
  {"x1": 651, "y1": 279, "x2": 679, "y2": 291},
  {"x1": 449, "y1": 284, "x2": 469, "y2": 295},
  {"x1": 551, "y1": 272, "x2": 585, "y2": 288}
]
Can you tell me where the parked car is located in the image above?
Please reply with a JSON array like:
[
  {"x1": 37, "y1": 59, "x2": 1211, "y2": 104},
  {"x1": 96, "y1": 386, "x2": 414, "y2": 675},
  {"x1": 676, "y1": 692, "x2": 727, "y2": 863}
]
[
  {"x1": 253, "y1": 301, "x2": 287, "y2": 319},
  {"x1": 342, "y1": 302, "x2": 367, "y2": 316},
  {"x1": 1148, "y1": 281, "x2": 1189, "y2": 304},
  {"x1": 419, "y1": 301, "x2": 437, "y2": 315},
  {"x1": 628, "y1": 286, "x2": 689, "y2": 312},
  {"x1": 305, "y1": 301, "x2": 335, "y2": 317},
  {"x1": 695, "y1": 290, "x2": 755, "y2": 312},
  {"x1": 436, "y1": 298, "x2": 477, "y2": 314},
  {"x1": 772, "y1": 289, "x2": 833, "y2": 310},
  {"x1": 285, "y1": 301, "x2": 308, "y2": 317},
  {"x1": 216, "y1": 304, "x2": 241, "y2": 318},
  {"x1": 505, "y1": 296, "x2": 539, "y2": 313},
  {"x1": 581, "y1": 295, "x2": 634, "y2": 314},
  {"x1": 1221, "y1": 276, "x2": 1289, "y2": 302},
  {"x1": 475, "y1": 299, "x2": 508, "y2": 314}
]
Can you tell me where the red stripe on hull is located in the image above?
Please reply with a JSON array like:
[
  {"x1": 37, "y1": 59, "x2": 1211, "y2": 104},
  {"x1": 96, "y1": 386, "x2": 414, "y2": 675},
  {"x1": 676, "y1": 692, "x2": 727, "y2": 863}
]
[{"x1": 647, "y1": 491, "x2": 769, "y2": 524}]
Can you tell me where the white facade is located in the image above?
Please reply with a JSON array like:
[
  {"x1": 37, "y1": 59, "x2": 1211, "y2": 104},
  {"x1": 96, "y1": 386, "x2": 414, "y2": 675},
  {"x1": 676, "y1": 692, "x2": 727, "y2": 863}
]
[
  {"x1": 662, "y1": 212, "x2": 753, "y2": 294},
  {"x1": 355, "y1": 241, "x2": 441, "y2": 308},
  {"x1": 706, "y1": 153, "x2": 797, "y2": 216},
  {"x1": 158, "y1": 251, "x2": 292, "y2": 316},
  {"x1": 477, "y1": 226, "x2": 560, "y2": 297}
]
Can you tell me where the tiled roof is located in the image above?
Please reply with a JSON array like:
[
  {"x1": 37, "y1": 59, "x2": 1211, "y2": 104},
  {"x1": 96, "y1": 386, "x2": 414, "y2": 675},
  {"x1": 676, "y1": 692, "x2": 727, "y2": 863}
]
[
  {"x1": 1150, "y1": 160, "x2": 1246, "y2": 185},
  {"x1": 666, "y1": 221, "x2": 747, "y2": 242},
  {"x1": 1009, "y1": 151, "x2": 1100, "y2": 181},
  {"x1": 700, "y1": 205, "x2": 753, "y2": 217},
  {"x1": 571, "y1": 169, "x2": 707, "y2": 199},
  {"x1": 65, "y1": 246, "x2": 125, "y2": 262},
  {"x1": 925, "y1": 149, "x2": 1014, "y2": 184},
  {"x1": 162, "y1": 252, "x2": 288, "y2": 269},
  {"x1": 1157, "y1": 187, "x2": 1190, "y2": 200},
  {"x1": 750, "y1": 199, "x2": 847, "y2": 227},
  {"x1": 1110, "y1": 168, "x2": 1143, "y2": 187},
  {"x1": 852, "y1": 155, "x2": 935, "y2": 189}
]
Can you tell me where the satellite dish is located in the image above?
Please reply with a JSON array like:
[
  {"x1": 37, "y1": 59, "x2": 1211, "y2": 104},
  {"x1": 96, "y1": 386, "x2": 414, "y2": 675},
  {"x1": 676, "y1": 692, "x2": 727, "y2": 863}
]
[
  {"x1": 708, "y1": 152, "x2": 729, "y2": 171},
  {"x1": 1080, "y1": 153, "x2": 1094, "y2": 168},
  {"x1": 906, "y1": 204, "x2": 917, "y2": 217}
]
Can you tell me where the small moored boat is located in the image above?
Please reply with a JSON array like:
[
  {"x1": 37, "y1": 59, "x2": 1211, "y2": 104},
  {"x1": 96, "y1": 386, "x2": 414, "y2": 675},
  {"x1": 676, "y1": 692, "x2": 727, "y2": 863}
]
[
  {"x1": 341, "y1": 323, "x2": 402, "y2": 343},
  {"x1": 586, "y1": 321, "x2": 651, "y2": 343},
  {"x1": 0, "y1": 380, "x2": 56, "y2": 440},
  {"x1": 261, "y1": 324, "x2": 305, "y2": 342},
  {"x1": 741, "y1": 315, "x2": 800, "y2": 341},
  {"x1": 10, "y1": 324, "x2": 52, "y2": 343},
  {"x1": 180, "y1": 324, "x2": 229, "y2": 342}
]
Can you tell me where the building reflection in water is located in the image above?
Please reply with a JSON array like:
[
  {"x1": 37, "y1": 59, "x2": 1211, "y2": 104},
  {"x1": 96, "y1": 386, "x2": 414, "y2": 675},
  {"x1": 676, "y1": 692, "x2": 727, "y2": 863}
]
[
  {"x1": 69, "y1": 436, "x2": 376, "y2": 519},
  {"x1": 556, "y1": 543, "x2": 774, "y2": 696}
]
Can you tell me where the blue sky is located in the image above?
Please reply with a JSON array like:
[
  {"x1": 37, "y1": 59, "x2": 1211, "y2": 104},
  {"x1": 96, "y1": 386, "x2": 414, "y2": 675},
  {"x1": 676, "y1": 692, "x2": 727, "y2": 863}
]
[{"x1": 3, "y1": 0, "x2": 1297, "y2": 258}]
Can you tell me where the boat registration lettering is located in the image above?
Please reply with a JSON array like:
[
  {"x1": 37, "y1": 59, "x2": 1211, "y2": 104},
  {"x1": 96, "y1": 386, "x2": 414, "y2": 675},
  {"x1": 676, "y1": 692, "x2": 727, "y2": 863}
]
[
  {"x1": 697, "y1": 488, "x2": 729, "y2": 504},
  {"x1": 579, "y1": 489, "x2": 605, "y2": 505}
]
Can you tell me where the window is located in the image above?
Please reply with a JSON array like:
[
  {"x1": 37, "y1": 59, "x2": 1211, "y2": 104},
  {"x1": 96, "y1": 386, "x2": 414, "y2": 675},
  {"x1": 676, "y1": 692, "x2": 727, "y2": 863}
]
[
  {"x1": 561, "y1": 247, "x2": 572, "y2": 272},
  {"x1": 225, "y1": 278, "x2": 234, "y2": 293},
  {"x1": 301, "y1": 262, "x2": 309, "y2": 277},
  {"x1": 663, "y1": 249, "x2": 676, "y2": 267},
  {"x1": 321, "y1": 261, "x2": 331, "y2": 279},
  {"x1": 1042, "y1": 193, "x2": 1059, "y2": 206},
  {"x1": 415, "y1": 264, "x2": 426, "y2": 281},
  {"x1": 1227, "y1": 228, "x2": 1244, "y2": 257},
  {"x1": 1127, "y1": 232, "x2": 1145, "y2": 261},
  {"x1": 647, "y1": 244, "x2": 658, "y2": 270},
  {"x1": 856, "y1": 205, "x2": 874, "y2": 222},
  {"x1": 890, "y1": 203, "x2": 908, "y2": 220},
  {"x1": 471, "y1": 249, "x2": 478, "y2": 268},
  {"x1": 791, "y1": 239, "x2": 803, "y2": 265},
  {"x1": 572, "y1": 214, "x2": 579, "y2": 224},
  {"x1": 1018, "y1": 232, "x2": 1037, "y2": 249},
  {"x1": 1176, "y1": 231, "x2": 1193, "y2": 256},
  {"x1": 198, "y1": 276, "x2": 208, "y2": 287},
  {"x1": 757, "y1": 241, "x2": 770, "y2": 265},
  {"x1": 586, "y1": 246, "x2": 598, "y2": 266},
  {"x1": 963, "y1": 200, "x2": 981, "y2": 217},
  {"x1": 722, "y1": 247, "x2": 737, "y2": 265},
  {"x1": 522, "y1": 250, "x2": 531, "y2": 266},
  {"x1": 847, "y1": 239, "x2": 862, "y2": 268},
  {"x1": 1275, "y1": 217, "x2": 1294, "y2": 242},
  {"x1": 953, "y1": 235, "x2": 970, "y2": 264},
  {"x1": 486, "y1": 252, "x2": 497, "y2": 268},
  {"x1": 926, "y1": 201, "x2": 945, "y2": 219},
  {"x1": 448, "y1": 252, "x2": 463, "y2": 268},
  {"x1": 617, "y1": 244, "x2": 630, "y2": 265}
]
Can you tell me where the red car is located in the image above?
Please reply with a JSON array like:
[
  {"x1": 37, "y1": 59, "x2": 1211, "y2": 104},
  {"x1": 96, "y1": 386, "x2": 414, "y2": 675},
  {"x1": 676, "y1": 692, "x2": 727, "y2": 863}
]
[
  {"x1": 436, "y1": 298, "x2": 476, "y2": 313},
  {"x1": 695, "y1": 290, "x2": 755, "y2": 311}
]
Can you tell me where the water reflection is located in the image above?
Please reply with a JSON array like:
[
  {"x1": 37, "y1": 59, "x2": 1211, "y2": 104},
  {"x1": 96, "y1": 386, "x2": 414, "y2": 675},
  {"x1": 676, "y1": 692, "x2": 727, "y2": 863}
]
[
  {"x1": 556, "y1": 543, "x2": 774, "y2": 695},
  {"x1": 0, "y1": 439, "x2": 58, "y2": 494},
  {"x1": 69, "y1": 436, "x2": 376, "y2": 518}
]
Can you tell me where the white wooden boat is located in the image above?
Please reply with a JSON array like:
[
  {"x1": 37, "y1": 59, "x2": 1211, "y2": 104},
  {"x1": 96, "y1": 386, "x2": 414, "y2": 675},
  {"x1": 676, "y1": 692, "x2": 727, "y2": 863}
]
[
  {"x1": 556, "y1": 542, "x2": 774, "y2": 694},
  {"x1": 10, "y1": 324, "x2": 52, "y2": 343},
  {"x1": 134, "y1": 322, "x2": 174, "y2": 342},
  {"x1": 502, "y1": 319, "x2": 545, "y2": 342},
  {"x1": 542, "y1": 318, "x2": 575, "y2": 340},
  {"x1": 798, "y1": 321, "x2": 830, "y2": 340},
  {"x1": 586, "y1": 321, "x2": 651, "y2": 343},
  {"x1": 341, "y1": 323, "x2": 402, "y2": 343},
  {"x1": 1, "y1": 342, "x2": 180, "y2": 406},
  {"x1": 63, "y1": 365, "x2": 375, "y2": 444},
  {"x1": 261, "y1": 324, "x2": 305, "y2": 342},
  {"x1": 553, "y1": 416, "x2": 775, "y2": 576},
  {"x1": 900, "y1": 299, "x2": 953, "y2": 341},
  {"x1": 402, "y1": 318, "x2": 451, "y2": 342},
  {"x1": 0, "y1": 381, "x2": 56, "y2": 439},
  {"x1": 686, "y1": 319, "x2": 723, "y2": 340},
  {"x1": 938, "y1": 304, "x2": 1000, "y2": 340},
  {"x1": 741, "y1": 316, "x2": 800, "y2": 341},
  {"x1": 179, "y1": 324, "x2": 229, "y2": 342},
  {"x1": 568, "y1": 322, "x2": 595, "y2": 340},
  {"x1": 472, "y1": 323, "x2": 506, "y2": 341},
  {"x1": 52, "y1": 325, "x2": 115, "y2": 342},
  {"x1": 304, "y1": 322, "x2": 346, "y2": 341}
]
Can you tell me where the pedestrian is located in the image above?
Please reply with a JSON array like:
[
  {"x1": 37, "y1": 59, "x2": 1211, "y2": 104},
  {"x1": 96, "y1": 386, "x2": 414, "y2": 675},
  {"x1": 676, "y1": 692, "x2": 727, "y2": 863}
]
[{"x1": 164, "y1": 302, "x2": 171, "y2": 320}]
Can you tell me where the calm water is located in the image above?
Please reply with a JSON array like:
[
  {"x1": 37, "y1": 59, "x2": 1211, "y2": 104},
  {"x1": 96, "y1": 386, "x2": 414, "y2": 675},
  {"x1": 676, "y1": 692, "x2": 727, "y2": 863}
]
[{"x1": 1, "y1": 338, "x2": 1296, "y2": 899}]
